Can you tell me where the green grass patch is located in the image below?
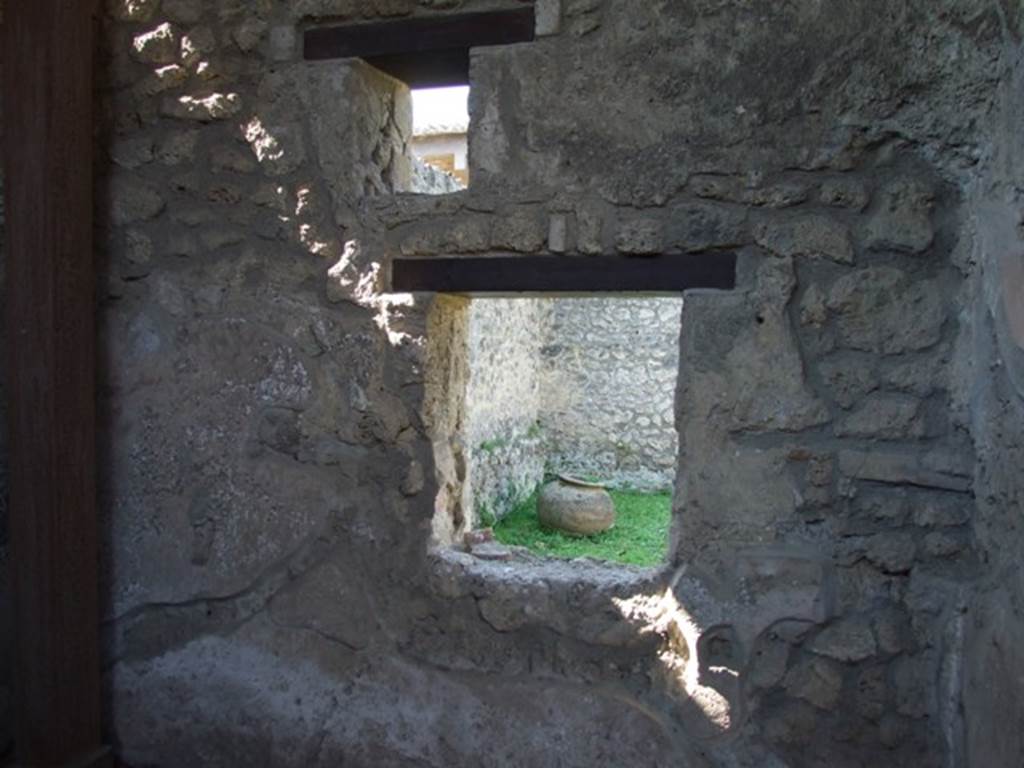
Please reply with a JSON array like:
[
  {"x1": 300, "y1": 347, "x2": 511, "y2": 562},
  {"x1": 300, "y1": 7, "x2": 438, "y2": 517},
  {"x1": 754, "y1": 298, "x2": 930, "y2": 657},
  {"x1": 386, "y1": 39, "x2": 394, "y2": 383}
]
[{"x1": 492, "y1": 488, "x2": 672, "y2": 567}]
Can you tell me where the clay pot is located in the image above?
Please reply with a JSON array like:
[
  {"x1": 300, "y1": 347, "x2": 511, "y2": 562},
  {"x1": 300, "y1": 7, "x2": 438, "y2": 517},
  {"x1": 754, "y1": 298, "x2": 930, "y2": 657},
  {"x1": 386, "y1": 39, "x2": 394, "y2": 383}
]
[{"x1": 537, "y1": 475, "x2": 616, "y2": 536}]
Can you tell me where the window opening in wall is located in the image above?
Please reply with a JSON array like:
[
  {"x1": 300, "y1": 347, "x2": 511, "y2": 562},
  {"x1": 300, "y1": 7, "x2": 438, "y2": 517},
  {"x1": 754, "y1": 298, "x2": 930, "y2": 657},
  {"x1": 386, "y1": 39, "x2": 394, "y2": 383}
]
[
  {"x1": 303, "y1": 8, "x2": 535, "y2": 196},
  {"x1": 425, "y1": 295, "x2": 683, "y2": 568},
  {"x1": 412, "y1": 86, "x2": 470, "y2": 191}
]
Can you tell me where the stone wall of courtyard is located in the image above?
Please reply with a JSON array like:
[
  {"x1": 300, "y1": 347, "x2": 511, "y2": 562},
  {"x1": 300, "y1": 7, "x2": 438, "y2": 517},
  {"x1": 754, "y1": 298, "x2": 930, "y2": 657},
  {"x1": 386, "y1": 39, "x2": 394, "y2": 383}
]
[
  {"x1": 461, "y1": 295, "x2": 681, "y2": 521},
  {"x1": 540, "y1": 297, "x2": 681, "y2": 491},
  {"x1": 1, "y1": 1, "x2": 1021, "y2": 767}
]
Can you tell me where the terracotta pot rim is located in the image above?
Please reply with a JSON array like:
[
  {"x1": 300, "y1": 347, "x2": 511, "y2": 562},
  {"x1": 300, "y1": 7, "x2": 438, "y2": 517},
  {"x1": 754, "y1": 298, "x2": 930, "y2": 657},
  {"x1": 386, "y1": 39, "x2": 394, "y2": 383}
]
[{"x1": 555, "y1": 473, "x2": 607, "y2": 490}]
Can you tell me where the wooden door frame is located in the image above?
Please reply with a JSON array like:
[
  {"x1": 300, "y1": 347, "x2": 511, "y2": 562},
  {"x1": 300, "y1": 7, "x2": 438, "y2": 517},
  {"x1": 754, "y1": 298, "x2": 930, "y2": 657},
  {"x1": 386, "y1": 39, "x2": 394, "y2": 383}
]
[{"x1": 3, "y1": 2, "x2": 109, "y2": 765}]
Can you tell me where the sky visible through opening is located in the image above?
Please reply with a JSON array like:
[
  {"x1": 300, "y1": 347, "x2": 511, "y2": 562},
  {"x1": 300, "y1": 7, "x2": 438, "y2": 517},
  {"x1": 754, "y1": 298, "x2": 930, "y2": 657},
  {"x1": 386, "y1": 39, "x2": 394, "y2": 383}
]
[{"x1": 412, "y1": 85, "x2": 470, "y2": 136}]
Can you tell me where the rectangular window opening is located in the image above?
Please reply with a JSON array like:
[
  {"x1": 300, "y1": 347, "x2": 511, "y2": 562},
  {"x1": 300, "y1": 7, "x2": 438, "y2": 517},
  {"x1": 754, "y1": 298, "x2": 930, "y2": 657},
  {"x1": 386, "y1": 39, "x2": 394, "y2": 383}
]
[
  {"x1": 425, "y1": 294, "x2": 684, "y2": 569},
  {"x1": 411, "y1": 85, "x2": 470, "y2": 194},
  {"x1": 303, "y1": 8, "x2": 535, "y2": 197}
]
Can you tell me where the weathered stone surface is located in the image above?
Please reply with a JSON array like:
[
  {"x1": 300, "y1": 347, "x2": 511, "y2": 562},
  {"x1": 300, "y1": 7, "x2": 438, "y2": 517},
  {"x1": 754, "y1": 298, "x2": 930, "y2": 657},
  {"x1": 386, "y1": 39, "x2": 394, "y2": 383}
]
[
  {"x1": 667, "y1": 202, "x2": 748, "y2": 252},
  {"x1": 132, "y1": 23, "x2": 179, "y2": 65},
  {"x1": 838, "y1": 448, "x2": 972, "y2": 492},
  {"x1": 754, "y1": 214, "x2": 854, "y2": 264},
  {"x1": 243, "y1": 119, "x2": 306, "y2": 177},
  {"x1": 727, "y1": 259, "x2": 831, "y2": 433},
  {"x1": 810, "y1": 618, "x2": 877, "y2": 662},
  {"x1": 854, "y1": 665, "x2": 888, "y2": 721},
  {"x1": 491, "y1": 211, "x2": 546, "y2": 252},
  {"x1": 135, "y1": 64, "x2": 190, "y2": 96},
  {"x1": 817, "y1": 353, "x2": 879, "y2": 409},
  {"x1": 866, "y1": 533, "x2": 917, "y2": 574},
  {"x1": 267, "y1": 561, "x2": 378, "y2": 650},
  {"x1": 108, "y1": 0, "x2": 160, "y2": 21},
  {"x1": 110, "y1": 137, "x2": 156, "y2": 169},
  {"x1": 835, "y1": 394, "x2": 924, "y2": 440},
  {"x1": 864, "y1": 179, "x2": 935, "y2": 254},
  {"x1": 108, "y1": 177, "x2": 165, "y2": 226},
  {"x1": 575, "y1": 201, "x2": 604, "y2": 254},
  {"x1": 615, "y1": 217, "x2": 663, "y2": 255},
  {"x1": 548, "y1": 213, "x2": 569, "y2": 253},
  {"x1": 784, "y1": 657, "x2": 843, "y2": 710},
  {"x1": 535, "y1": 0, "x2": 562, "y2": 36},
  {"x1": 163, "y1": 0, "x2": 204, "y2": 23},
  {"x1": 820, "y1": 178, "x2": 871, "y2": 210},
  {"x1": 162, "y1": 92, "x2": 243, "y2": 121},
  {"x1": 232, "y1": 17, "x2": 267, "y2": 52},
  {"x1": 827, "y1": 268, "x2": 946, "y2": 354}
]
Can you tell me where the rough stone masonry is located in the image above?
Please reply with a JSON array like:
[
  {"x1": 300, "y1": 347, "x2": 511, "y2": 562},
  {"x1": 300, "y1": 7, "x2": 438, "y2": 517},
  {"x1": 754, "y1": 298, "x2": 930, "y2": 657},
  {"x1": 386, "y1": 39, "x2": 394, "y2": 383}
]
[{"x1": 1, "y1": 0, "x2": 1024, "y2": 766}]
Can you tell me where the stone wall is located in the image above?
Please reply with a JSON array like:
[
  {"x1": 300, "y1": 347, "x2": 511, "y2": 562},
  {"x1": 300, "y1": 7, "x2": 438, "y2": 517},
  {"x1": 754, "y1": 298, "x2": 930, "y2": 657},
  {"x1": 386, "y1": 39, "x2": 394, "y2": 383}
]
[
  {"x1": 26, "y1": 1, "x2": 1020, "y2": 766},
  {"x1": 540, "y1": 297, "x2": 681, "y2": 491},
  {"x1": 960, "y1": 18, "x2": 1024, "y2": 767},
  {"x1": 410, "y1": 156, "x2": 463, "y2": 195},
  {"x1": 463, "y1": 298, "x2": 546, "y2": 522}
]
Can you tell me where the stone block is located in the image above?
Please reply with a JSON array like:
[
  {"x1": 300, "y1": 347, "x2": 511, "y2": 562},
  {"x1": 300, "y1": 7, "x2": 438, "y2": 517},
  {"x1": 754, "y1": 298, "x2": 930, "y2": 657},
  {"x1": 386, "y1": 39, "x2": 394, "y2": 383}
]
[
  {"x1": 853, "y1": 665, "x2": 888, "y2": 721},
  {"x1": 820, "y1": 177, "x2": 871, "y2": 210},
  {"x1": 162, "y1": 93, "x2": 243, "y2": 122},
  {"x1": 535, "y1": 0, "x2": 561, "y2": 36},
  {"x1": 233, "y1": 17, "x2": 268, "y2": 52},
  {"x1": 838, "y1": 448, "x2": 971, "y2": 492},
  {"x1": 726, "y1": 259, "x2": 832, "y2": 433},
  {"x1": 491, "y1": 210, "x2": 546, "y2": 252},
  {"x1": 109, "y1": 177, "x2": 166, "y2": 226},
  {"x1": 754, "y1": 213, "x2": 854, "y2": 264},
  {"x1": 270, "y1": 25, "x2": 298, "y2": 61},
  {"x1": 729, "y1": 547, "x2": 836, "y2": 644},
  {"x1": 111, "y1": 137, "x2": 156, "y2": 169},
  {"x1": 748, "y1": 636, "x2": 791, "y2": 690},
  {"x1": 864, "y1": 179, "x2": 935, "y2": 254},
  {"x1": 548, "y1": 213, "x2": 569, "y2": 253},
  {"x1": 873, "y1": 606, "x2": 913, "y2": 655},
  {"x1": 211, "y1": 145, "x2": 258, "y2": 174},
  {"x1": 835, "y1": 394, "x2": 924, "y2": 440},
  {"x1": 668, "y1": 202, "x2": 748, "y2": 252},
  {"x1": 827, "y1": 268, "x2": 946, "y2": 354},
  {"x1": 156, "y1": 130, "x2": 200, "y2": 165},
  {"x1": 615, "y1": 217, "x2": 663, "y2": 255},
  {"x1": 132, "y1": 23, "x2": 179, "y2": 65},
  {"x1": 810, "y1": 617, "x2": 877, "y2": 662},
  {"x1": 817, "y1": 353, "x2": 879, "y2": 409},
  {"x1": 866, "y1": 532, "x2": 917, "y2": 574},
  {"x1": 923, "y1": 530, "x2": 966, "y2": 557},
  {"x1": 108, "y1": 0, "x2": 159, "y2": 21},
  {"x1": 244, "y1": 119, "x2": 307, "y2": 177},
  {"x1": 784, "y1": 657, "x2": 843, "y2": 710},
  {"x1": 576, "y1": 201, "x2": 605, "y2": 254},
  {"x1": 163, "y1": 0, "x2": 204, "y2": 23}
]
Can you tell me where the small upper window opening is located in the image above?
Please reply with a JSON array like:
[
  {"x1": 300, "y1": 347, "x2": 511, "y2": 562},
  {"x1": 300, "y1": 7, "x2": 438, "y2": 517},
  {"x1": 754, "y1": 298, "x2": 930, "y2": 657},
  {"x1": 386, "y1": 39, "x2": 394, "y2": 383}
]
[{"x1": 411, "y1": 85, "x2": 470, "y2": 192}]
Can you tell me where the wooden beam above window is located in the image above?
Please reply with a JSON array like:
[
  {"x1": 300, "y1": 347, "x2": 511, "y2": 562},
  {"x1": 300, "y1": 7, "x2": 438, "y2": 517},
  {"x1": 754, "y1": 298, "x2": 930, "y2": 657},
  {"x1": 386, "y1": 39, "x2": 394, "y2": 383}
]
[
  {"x1": 303, "y1": 8, "x2": 536, "y2": 87},
  {"x1": 389, "y1": 254, "x2": 738, "y2": 295}
]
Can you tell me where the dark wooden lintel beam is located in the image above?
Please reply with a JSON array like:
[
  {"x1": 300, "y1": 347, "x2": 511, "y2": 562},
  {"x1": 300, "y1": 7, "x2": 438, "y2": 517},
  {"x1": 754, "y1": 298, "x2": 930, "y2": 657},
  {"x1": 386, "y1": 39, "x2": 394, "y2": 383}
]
[
  {"x1": 304, "y1": 8, "x2": 536, "y2": 61},
  {"x1": 303, "y1": 8, "x2": 536, "y2": 87},
  {"x1": 389, "y1": 254, "x2": 738, "y2": 295}
]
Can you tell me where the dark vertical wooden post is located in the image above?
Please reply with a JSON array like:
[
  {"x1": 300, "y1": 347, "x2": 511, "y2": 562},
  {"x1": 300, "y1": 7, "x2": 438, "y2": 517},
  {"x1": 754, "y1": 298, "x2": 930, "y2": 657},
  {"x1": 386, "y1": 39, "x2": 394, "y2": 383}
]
[{"x1": 4, "y1": 2, "x2": 108, "y2": 766}]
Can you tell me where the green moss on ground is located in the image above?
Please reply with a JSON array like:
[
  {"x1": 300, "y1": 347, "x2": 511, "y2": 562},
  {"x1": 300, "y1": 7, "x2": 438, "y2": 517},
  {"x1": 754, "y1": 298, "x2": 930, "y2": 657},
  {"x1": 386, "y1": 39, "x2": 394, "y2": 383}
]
[{"x1": 492, "y1": 489, "x2": 672, "y2": 567}]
